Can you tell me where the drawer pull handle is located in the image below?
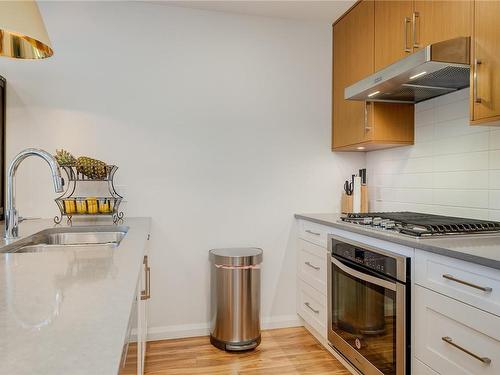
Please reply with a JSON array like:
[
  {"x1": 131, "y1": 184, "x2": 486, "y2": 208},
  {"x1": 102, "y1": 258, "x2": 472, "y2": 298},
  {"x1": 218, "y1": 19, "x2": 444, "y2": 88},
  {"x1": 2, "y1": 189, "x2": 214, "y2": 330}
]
[
  {"x1": 305, "y1": 229, "x2": 320, "y2": 236},
  {"x1": 304, "y1": 302, "x2": 319, "y2": 314},
  {"x1": 474, "y1": 59, "x2": 482, "y2": 103},
  {"x1": 442, "y1": 274, "x2": 492, "y2": 292},
  {"x1": 403, "y1": 16, "x2": 412, "y2": 52},
  {"x1": 442, "y1": 336, "x2": 491, "y2": 365},
  {"x1": 412, "y1": 11, "x2": 420, "y2": 48},
  {"x1": 141, "y1": 255, "x2": 151, "y2": 300},
  {"x1": 305, "y1": 261, "x2": 320, "y2": 271}
]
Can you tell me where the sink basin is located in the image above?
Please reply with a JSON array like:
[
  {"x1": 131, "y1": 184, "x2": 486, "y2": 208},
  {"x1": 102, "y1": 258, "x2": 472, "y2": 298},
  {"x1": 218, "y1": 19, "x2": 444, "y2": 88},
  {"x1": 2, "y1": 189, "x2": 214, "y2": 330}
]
[
  {"x1": 46, "y1": 231, "x2": 126, "y2": 246},
  {"x1": 10, "y1": 243, "x2": 118, "y2": 253},
  {"x1": 0, "y1": 226, "x2": 128, "y2": 253}
]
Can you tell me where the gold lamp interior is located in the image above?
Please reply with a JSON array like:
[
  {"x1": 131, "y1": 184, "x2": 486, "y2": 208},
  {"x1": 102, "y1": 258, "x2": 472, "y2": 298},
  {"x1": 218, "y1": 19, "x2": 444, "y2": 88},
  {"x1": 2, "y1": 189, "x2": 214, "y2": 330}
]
[{"x1": 0, "y1": 1, "x2": 53, "y2": 59}]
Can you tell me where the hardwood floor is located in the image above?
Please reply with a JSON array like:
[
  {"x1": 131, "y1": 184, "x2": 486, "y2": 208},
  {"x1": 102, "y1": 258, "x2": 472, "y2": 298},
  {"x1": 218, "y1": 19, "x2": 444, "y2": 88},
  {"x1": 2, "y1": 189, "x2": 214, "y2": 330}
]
[{"x1": 141, "y1": 327, "x2": 350, "y2": 375}]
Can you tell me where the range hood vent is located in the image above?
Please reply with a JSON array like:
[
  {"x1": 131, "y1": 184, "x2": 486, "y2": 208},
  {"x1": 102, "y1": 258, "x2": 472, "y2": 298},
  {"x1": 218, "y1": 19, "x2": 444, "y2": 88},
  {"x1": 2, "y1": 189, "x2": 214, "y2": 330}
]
[{"x1": 345, "y1": 37, "x2": 470, "y2": 104}]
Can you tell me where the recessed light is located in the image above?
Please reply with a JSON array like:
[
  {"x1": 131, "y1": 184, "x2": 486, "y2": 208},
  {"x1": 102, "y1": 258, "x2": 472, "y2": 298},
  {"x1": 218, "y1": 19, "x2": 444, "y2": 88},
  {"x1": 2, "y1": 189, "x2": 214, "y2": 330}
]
[
  {"x1": 367, "y1": 91, "x2": 380, "y2": 98},
  {"x1": 357, "y1": 146, "x2": 366, "y2": 150},
  {"x1": 409, "y1": 71, "x2": 427, "y2": 80}
]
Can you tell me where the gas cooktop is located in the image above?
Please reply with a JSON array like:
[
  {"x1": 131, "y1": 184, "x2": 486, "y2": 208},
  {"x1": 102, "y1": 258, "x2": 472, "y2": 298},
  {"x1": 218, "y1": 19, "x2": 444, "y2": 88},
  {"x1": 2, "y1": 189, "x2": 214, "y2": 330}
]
[{"x1": 340, "y1": 212, "x2": 500, "y2": 237}]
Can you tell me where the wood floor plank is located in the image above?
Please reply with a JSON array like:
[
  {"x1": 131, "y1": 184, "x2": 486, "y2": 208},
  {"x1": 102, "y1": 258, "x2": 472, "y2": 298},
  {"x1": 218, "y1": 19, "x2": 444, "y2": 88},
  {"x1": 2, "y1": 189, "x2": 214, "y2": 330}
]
[{"x1": 141, "y1": 327, "x2": 350, "y2": 375}]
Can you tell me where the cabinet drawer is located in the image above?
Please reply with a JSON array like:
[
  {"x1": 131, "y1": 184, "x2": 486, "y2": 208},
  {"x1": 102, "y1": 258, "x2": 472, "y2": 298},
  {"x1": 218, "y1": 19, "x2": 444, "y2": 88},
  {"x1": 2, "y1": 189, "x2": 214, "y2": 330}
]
[
  {"x1": 415, "y1": 250, "x2": 500, "y2": 316},
  {"x1": 413, "y1": 358, "x2": 439, "y2": 375},
  {"x1": 297, "y1": 279, "x2": 327, "y2": 338},
  {"x1": 415, "y1": 285, "x2": 500, "y2": 375},
  {"x1": 299, "y1": 220, "x2": 329, "y2": 248},
  {"x1": 298, "y1": 240, "x2": 327, "y2": 294}
]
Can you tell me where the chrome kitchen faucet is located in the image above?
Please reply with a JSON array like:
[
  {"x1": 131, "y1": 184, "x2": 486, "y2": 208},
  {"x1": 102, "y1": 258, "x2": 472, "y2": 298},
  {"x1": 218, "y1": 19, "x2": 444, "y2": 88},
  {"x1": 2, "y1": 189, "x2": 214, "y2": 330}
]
[{"x1": 4, "y1": 148, "x2": 64, "y2": 239}]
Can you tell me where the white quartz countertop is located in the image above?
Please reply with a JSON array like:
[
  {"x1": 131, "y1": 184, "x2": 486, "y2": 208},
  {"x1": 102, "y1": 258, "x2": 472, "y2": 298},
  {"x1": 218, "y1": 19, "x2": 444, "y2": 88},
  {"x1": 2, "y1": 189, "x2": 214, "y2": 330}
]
[
  {"x1": 0, "y1": 217, "x2": 151, "y2": 375},
  {"x1": 296, "y1": 213, "x2": 500, "y2": 270}
]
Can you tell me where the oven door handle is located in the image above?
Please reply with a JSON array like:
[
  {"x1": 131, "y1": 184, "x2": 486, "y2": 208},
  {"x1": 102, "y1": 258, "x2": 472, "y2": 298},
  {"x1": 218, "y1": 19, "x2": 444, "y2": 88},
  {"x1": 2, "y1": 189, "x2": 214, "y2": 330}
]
[{"x1": 331, "y1": 256, "x2": 397, "y2": 291}]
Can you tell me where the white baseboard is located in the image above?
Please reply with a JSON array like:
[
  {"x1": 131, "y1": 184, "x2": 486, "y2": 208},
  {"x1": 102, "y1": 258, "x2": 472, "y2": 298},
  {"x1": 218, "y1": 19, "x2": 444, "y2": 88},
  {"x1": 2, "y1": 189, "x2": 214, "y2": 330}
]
[
  {"x1": 145, "y1": 314, "x2": 303, "y2": 342},
  {"x1": 261, "y1": 314, "x2": 303, "y2": 330}
]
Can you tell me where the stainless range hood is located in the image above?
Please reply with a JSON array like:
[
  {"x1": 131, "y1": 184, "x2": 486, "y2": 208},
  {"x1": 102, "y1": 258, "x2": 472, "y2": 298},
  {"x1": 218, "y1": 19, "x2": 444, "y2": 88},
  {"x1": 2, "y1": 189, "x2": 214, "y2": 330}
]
[{"x1": 345, "y1": 37, "x2": 470, "y2": 104}]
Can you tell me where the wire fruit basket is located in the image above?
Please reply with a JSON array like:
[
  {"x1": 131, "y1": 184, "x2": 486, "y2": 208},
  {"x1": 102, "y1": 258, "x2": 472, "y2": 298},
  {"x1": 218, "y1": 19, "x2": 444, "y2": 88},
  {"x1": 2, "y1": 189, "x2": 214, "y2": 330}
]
[{"x1": 54, "y1": 165, "x2": 124, "y2": 224}]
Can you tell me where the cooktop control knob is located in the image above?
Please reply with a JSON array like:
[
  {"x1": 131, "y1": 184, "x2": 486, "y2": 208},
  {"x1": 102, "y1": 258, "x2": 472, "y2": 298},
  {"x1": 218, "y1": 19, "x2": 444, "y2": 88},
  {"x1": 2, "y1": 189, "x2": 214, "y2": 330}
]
[
  {"x1": 384, "y1": 220, "x2": 396, "y2": 229},
  {"x1": 362, "y1": 217, "x2": 373, "y2": 225}
]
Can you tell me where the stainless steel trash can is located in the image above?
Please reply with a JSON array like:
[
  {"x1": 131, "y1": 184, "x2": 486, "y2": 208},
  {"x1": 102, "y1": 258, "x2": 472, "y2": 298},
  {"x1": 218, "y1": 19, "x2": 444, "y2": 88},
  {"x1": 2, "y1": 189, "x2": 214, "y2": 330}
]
[{"x1": 209, "y1": 247, "x2": 263, "y2": 351}]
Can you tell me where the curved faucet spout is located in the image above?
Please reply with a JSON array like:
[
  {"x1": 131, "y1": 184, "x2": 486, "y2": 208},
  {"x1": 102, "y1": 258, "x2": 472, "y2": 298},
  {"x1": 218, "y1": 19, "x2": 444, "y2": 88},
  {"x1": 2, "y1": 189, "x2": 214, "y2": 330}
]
[{"x1": 5, "y1": 148, "x2": 64, "y2": 239}]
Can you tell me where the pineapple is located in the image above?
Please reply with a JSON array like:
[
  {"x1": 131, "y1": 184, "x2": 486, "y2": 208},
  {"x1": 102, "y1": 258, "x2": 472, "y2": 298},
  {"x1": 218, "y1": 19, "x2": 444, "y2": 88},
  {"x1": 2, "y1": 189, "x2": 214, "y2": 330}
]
[
  {"x1": 55, "y1": 149, "x2": 76, "y2": 166},
  {"x1": 76, "y1": 156, "x2": 108, "y2": 179}
]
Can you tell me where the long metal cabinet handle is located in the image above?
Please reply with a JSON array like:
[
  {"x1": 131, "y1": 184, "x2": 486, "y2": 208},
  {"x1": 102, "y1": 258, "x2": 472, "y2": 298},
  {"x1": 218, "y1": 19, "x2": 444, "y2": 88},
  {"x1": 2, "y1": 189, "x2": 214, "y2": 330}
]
[
  {"x1": 474, "y1": 59, "x2": 482, "y2": 103},
  {"x1": 332, "y1": 256, "x2": 397, "y2": 291},
  {"x1": 404, "y1": 16, "x2": 412, "y2": 52},
  {"x1": 304, "y1": 302, "x2": 319, "y2": 314},
  {"x1": 364, "y1": 103, "x2": 372, "y2": 132},
  {"x1": 442, "y1": 336, "x2": 491, "y2": 364},
  {"x1": 305, "y1": 229, "x2": 320, "y2": 236},
  {"x1": 412, "y1": 12, "x2": 420, "y2": 48},
  {"x1": 141, "y1": 255, "x2": 151, "y2": 300},
  {"x1": 305, "y1": 261, "x2": 320, "y2": 271},
  {"x1": 442, "y1": 274, "x2": 492, "y2": 292}
]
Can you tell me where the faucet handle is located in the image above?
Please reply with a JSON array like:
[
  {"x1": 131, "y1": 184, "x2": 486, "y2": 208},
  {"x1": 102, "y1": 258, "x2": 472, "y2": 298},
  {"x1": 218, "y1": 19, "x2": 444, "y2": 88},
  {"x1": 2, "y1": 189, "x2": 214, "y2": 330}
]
[{"x1": 18, "y1": 217, "x2": 41, "y2": 223}]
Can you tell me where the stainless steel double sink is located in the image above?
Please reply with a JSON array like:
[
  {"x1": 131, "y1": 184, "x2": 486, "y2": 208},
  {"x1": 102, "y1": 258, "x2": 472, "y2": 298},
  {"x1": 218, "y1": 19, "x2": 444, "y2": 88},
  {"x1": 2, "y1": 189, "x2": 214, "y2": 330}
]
[{"x1": 0, "y1": 226, "x2": 128, "y2": 253}]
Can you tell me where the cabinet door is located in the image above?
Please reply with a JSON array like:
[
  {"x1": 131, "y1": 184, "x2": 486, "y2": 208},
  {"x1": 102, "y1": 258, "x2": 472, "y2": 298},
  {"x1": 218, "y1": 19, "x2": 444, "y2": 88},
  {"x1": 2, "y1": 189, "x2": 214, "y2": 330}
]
[
  {"x1": 332, "y1": 0, "x2": 374, "y2": 149},
  {"x1": 374, "y1": 1, "x2": 414, "y2": 71},
  {"x1": 118, "y1": 282, "x2": 140, "y2": 375},
  {"x1": 413, "y1": 0, "x2": 472, "y2": 50},
  {"x1": 471, "y1": 0, "x2": 500, "y2": 123},
  {"x1": 137, "y1": 254, "x2": 150, "y2": 375},
  {"x1": 415, "y1": 286, "x2": 500, "y2": 375}
]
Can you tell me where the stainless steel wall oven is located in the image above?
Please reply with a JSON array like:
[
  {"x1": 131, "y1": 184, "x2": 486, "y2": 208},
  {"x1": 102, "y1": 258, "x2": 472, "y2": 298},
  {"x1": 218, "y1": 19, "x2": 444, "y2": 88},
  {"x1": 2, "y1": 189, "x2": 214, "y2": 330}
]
[{"x1": 327, "y1": 235, "x2": 410, "y2": 375}]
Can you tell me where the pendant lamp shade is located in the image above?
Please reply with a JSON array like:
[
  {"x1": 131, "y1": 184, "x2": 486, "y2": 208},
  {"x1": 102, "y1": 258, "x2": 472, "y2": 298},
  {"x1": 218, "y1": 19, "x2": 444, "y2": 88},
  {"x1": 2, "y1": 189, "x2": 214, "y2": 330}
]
[{"x1": 0, "y1": 1, "x2": 53, "y2": 59}]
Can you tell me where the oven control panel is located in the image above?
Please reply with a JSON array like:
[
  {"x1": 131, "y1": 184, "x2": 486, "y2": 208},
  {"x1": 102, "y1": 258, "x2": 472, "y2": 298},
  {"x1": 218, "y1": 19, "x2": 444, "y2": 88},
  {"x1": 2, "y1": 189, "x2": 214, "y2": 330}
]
[{"x1": 332, "y1": 240, "x2": 398, "y2": 279}]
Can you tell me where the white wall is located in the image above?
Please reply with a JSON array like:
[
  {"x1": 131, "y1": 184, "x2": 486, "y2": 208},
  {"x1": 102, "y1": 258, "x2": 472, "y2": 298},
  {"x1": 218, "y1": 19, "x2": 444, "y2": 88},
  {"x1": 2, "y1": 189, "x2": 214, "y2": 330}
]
[
  {"x1": 0, "y1": 2, "x2": 364, "y2": 338},
  {"x1": 367, "y1": 89, "x2": 500, "y2": 221}
]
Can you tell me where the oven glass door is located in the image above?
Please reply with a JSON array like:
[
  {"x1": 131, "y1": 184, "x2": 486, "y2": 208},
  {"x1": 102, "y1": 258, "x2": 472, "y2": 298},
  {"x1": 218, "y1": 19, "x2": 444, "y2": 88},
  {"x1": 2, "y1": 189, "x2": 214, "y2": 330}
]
[{"x1": 331, "y1": 256, "x2": 398, "y2": 375}]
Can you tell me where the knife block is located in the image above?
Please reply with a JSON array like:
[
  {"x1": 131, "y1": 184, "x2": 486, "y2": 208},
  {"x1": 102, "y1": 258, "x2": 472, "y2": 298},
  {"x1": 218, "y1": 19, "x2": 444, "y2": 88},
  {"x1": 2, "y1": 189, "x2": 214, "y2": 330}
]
[
  {"x1": 341, "y1": 186, "x2": 368, "y2": 213},
  {"x1": 341, "y1": 193, "x2": 353, "y2": 214}
]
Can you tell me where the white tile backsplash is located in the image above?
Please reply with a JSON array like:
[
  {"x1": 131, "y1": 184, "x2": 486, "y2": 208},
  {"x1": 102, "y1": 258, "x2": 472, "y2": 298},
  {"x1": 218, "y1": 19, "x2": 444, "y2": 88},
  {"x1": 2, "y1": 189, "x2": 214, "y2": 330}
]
[
  {"x1": 490, "y1": 170, "x2": 500, "y2": 189},
  {"x1": 367, "y1": 89, "x2": 500, "y2": 221},
  {"x1": 433, "y1": 131, "x2": 489, "y2": 155},
  {"x1": 490, "y1": 129, "x2": 500, "y2": 150},
  {"x1": 433, "y1": 151, "x2": 489, "y2": 172},
  {"x1": 490, "y1": 150, "x2": 500, "y2": 169},
  {"x1": 435, "y1": 98, "x2": 469, "y2": 123},
  {"x1": 490, "y1": 191, "x2": 500, "y2": 210}
]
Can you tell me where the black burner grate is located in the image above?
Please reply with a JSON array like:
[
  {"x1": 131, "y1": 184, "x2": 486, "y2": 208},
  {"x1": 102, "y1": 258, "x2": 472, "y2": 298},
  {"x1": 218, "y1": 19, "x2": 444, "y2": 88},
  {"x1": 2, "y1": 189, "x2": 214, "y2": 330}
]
[{"x1": 343, "y1": 212, "x2": 500, "y2": 237}]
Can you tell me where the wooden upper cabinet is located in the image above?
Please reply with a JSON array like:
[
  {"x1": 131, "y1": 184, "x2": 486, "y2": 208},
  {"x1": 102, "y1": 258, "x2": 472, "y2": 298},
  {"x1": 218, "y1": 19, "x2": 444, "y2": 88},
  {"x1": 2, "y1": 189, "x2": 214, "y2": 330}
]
[
  {"x1": 374, "y1": 0, "x2": 472, "y2": 70},
  {"x1": 332, "y1": 0, "x2": 414, "y2": 151},
  {"x1": 374, "y1": 1, "x2": 414, "y2": 71},
  {"x1": 413, "y1": 0, "x2": 472, "y2": 50},
  {"x1": 332, "y1": 0, "x2": 374, "y2": 149},
  {"x1": 471, "y1": 0, "x2": 500, "y2": 124}
]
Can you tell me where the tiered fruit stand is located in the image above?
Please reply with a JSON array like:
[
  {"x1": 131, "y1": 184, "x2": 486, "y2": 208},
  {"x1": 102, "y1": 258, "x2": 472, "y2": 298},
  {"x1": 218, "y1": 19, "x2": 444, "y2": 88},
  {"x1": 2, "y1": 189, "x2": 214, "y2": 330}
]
[{"x1": 54, "y1": 165, "x2": 124, "y2": 224}]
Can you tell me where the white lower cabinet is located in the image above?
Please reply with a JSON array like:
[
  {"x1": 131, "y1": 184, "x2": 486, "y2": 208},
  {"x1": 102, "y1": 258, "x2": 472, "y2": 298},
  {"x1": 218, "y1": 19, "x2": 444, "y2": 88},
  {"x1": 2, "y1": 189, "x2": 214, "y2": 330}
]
[
  {"x1": 297, "y1": 279, "x2": 327, "y2": 338},
  {"x1": 413, "y1": 358, "x2": 439, "y2": 375},
  {"x1": 299, "y1": 220, "x2": 329, "y2": 248},
  {"x1": 296, "y1": 227, "x2": 329, "y2": 340},
  {"x1": 414, "y1": 285, "x2": 500, "y2": 375},
  {"x1": 137, "y1": 254, "x2": 150, "y2": 374},
  {"x1": 415, "y1": 250, "x2": 500, "y2": 317},
  {"x1": 120, "y1": 251, "x2": 151, "y2": 375},
  {"x1": 298, "y1": 240, "x2": 327, "y2": 294}
]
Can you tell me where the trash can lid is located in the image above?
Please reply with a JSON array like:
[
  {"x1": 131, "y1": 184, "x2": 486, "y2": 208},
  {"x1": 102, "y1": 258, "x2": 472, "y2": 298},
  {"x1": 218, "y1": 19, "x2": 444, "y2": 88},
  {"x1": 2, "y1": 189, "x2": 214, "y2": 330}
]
[{"x1": 209, "y1": 247, "x2": 263, "y2": 267}]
